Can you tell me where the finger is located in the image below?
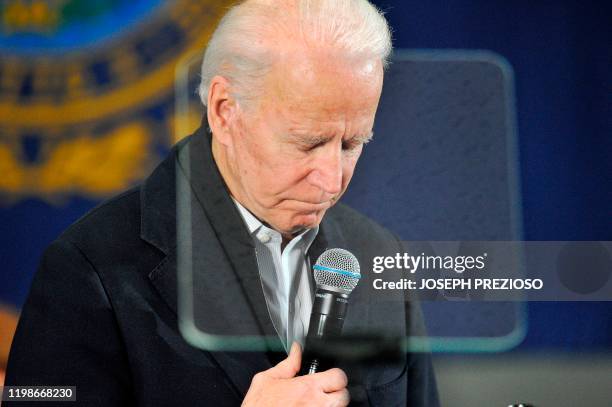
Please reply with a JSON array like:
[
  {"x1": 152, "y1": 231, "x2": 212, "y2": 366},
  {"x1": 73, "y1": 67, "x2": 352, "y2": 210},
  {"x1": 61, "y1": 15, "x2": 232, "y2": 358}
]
[
  {"x1": 313, "y1": 368, "x2": 348, "y2": 393},
  {"x1": 325, "y1": 388, "x2": 350, "y2": 407},
  {"x1": 269, "y1": 342, "x2": 301, "y2": 379}
]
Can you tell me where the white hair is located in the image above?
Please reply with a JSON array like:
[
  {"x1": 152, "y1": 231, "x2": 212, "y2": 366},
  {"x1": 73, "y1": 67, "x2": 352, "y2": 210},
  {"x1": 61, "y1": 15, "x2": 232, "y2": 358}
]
[{"x1": 198, "y1": 0, "x2": 392, "y2": 107}]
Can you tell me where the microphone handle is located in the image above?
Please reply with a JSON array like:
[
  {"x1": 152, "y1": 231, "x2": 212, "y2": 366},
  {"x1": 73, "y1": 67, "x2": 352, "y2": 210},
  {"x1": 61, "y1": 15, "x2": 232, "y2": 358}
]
[{"x1": 300, "y1": 289, "x2": 349, "y2": 375}]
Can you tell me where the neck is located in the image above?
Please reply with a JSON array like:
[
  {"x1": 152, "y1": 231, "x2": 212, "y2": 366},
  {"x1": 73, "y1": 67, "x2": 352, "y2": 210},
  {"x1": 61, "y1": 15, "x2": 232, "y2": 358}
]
[
  {"x1": 211, "y1": 136, "x2": 230, "y2": 189},
  {"x1": 211, "y1": 135, "x2": 243, "y2": 205}
]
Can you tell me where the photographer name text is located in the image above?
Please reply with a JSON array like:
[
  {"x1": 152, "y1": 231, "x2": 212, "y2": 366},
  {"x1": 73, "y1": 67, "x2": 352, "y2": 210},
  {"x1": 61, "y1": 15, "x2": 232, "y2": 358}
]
[{"x1": 371, "y1": 252, "x2": 543, "y2": 291}]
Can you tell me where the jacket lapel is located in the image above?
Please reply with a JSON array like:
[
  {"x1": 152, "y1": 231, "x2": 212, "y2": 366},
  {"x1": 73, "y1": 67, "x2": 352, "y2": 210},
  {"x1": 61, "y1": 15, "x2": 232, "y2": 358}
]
[
  {"x1": 180, "y1": 127, "x2": 280, "y2": 341},
  {"x1": 142, "y1": 122, "x2": 280, "y2": 338},
  {"x1": 141, "y1": 124, "x2": 279, "y2": 396}
]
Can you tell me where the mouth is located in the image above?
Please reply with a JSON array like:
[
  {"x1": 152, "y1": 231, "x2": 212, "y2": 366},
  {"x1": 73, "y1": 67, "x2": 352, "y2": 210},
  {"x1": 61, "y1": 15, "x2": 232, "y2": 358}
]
[{"x1": 293, "y1": 199, "x2": 335, "y2": 212}]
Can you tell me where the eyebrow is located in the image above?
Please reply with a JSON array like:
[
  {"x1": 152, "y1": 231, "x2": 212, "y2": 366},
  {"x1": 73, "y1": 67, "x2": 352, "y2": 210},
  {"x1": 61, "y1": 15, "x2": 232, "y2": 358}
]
[
  {"x1": 349, "y1": 131, "x2": 374, "y2": 144},
  {"x1": 288, "y1": 131, "x2": 374, "y2": 145}
]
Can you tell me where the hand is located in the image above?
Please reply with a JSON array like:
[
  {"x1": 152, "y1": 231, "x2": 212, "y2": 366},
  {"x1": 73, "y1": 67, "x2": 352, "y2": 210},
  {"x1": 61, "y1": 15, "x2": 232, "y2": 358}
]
[{"x1": 241, "y1": 342, "x2": 350, "y2": 407}]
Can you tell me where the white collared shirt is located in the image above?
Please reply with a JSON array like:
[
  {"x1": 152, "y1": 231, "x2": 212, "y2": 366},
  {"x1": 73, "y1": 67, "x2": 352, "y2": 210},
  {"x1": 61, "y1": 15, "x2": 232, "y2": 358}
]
[{"x1": 232, "y1": 199, "x2": 319, "y2": 351}]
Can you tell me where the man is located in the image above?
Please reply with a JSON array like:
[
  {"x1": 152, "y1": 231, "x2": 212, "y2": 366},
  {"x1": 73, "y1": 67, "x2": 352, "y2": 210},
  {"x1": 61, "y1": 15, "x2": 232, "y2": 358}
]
[{"x1": 5, "y1": 0, "x2": 439, "y2": 405}]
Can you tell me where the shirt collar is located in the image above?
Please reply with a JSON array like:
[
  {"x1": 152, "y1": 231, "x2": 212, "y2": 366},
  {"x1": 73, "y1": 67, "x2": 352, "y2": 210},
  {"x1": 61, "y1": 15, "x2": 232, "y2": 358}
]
[
  {"x1": 231, "y1": 197, "x2": 319, "y2": 250},
  {"x1": 232, "y1": 197, "x2": 262, "y2": 235}
]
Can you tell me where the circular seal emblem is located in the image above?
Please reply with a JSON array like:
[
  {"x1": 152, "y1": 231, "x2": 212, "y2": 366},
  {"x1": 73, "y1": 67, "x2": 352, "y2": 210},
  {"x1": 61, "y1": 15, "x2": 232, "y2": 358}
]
[{"x1": 0, "y1": 0, "x2": 233, "y2": 203}]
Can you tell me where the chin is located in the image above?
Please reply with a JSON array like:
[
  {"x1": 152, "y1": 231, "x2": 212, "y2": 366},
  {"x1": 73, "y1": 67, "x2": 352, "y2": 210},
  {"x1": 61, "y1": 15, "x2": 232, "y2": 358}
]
[{"x1": 289, "y1": 211, "x2": 325, "y2": 231}]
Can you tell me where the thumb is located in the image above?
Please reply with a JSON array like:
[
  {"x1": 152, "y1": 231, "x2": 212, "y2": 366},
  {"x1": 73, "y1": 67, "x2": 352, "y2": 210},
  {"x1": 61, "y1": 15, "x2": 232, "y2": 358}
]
[{"x1": 269, "y1": 342, "x2": 302, "y2": 379}]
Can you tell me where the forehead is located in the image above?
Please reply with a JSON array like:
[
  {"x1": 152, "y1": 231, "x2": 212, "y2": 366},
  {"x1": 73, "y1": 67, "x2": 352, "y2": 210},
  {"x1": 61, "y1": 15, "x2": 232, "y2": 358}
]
[{"x1": 261, "y1": 50, "x2": 384, "y2": 128}]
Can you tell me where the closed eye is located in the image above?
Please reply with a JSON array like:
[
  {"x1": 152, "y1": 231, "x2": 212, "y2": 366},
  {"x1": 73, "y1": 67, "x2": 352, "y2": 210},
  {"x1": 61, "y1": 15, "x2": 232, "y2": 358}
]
[
  {"x1": 292, "y1": 134, "x2": 330, "y2": 151},
  {"x1": 301, "y1": 140, "x2": 326, "y2": 151},
  {"x1": 342, "y1": 140, "x2": 359, "y2": 151},
  {"x1": 342, "y1": 132, "x2": 373, "y2": 151},
  {"x1": 293, "y1": 132, "x2": 373, "y2": 152}
]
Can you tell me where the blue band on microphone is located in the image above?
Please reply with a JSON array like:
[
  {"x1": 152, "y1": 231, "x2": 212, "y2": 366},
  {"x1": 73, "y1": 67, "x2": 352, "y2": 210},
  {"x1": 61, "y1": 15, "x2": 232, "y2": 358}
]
[{"x1": 313, "y1": 264, "x2": 361, "y2": 279}]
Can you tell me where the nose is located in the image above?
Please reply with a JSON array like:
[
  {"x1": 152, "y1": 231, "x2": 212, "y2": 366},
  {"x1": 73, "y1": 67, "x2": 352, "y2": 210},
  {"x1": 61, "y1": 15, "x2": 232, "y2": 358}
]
[{"x1": 307, "y1": 143, "x2": 343, "y2": 197}]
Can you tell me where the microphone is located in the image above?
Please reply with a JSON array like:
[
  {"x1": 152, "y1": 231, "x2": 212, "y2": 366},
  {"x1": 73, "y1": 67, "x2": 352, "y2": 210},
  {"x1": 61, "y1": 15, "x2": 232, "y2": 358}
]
[{"x1": 300, "y1": 248, "x2": 361, "y2": 375}]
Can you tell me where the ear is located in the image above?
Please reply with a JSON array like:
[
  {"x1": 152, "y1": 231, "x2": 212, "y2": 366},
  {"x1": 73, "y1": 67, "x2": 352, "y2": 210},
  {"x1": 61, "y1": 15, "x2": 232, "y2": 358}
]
[{"x1": 206, "y1": 75, "x2": 237, "y2": 147}]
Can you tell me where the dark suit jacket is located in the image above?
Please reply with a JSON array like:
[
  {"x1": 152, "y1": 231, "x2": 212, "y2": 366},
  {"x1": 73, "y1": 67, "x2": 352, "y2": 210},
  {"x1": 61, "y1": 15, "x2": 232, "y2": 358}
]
[{"x1": 4, "y1": 123, "x2": 439, "y2": 406}]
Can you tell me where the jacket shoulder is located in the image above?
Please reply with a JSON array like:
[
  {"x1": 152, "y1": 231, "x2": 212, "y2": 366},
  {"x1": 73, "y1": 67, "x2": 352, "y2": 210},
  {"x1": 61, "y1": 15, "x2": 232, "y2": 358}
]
[
  {"x1": 53, "y1": 185, "x2": 166, "y2": 283},
  {"x1": 59, "y1": 187, "x2": 142, "y2": 253}
]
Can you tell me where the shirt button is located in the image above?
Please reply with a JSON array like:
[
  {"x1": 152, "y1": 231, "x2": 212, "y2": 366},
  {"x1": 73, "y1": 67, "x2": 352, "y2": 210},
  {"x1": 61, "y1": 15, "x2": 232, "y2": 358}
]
[{"x1": 259, "y1": 232, "x2": 271, "y2": 243}]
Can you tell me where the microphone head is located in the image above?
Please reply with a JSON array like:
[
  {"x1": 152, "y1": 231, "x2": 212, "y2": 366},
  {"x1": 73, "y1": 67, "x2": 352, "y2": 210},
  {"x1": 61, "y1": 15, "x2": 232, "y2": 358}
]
[{"x1": 313, "y1": 248, "x2": 361, "y2": 294}]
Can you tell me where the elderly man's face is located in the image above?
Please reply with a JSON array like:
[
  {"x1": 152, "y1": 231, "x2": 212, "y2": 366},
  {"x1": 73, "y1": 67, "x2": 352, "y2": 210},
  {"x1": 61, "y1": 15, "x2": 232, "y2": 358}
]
[{"x1": 224, "y1": 52, "x2": 383, "y2": 238}]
